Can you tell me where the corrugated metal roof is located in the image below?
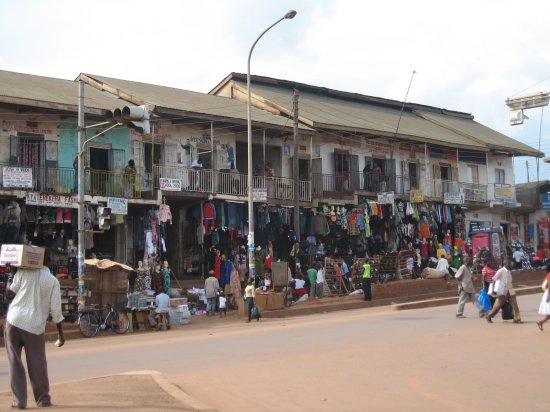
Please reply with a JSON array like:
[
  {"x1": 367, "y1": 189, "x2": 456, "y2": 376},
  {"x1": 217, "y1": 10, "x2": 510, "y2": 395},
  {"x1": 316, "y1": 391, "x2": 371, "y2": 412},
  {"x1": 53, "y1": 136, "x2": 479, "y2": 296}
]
[
  {"x1": 216, "y1": 74, "x2": 541, "y2": 156},
  {"x1": 80, "y1": 74, "x2": 312, "y2": 131},
  {"x1": 0, "y1": 69, "x2": 124, "y2": 112},
  {"x1": 415, "y1": 110, "x2": 542, "y2": 157},
  {"x1": 224, "y1": 78, "x2": 487, "y2": 150}
]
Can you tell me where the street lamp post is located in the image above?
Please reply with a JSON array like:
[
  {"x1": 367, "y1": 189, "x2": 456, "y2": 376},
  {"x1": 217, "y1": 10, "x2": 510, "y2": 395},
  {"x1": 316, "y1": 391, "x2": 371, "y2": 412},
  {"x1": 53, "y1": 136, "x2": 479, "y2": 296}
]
[{"x1": 246, "y1": 10, "x2": 296, "y2": 279}]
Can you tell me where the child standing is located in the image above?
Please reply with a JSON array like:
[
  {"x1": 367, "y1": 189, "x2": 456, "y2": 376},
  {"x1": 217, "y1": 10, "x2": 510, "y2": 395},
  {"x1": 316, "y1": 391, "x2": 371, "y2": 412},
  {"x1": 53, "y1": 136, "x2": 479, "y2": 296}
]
[{"x1": 218, "y1": 289, "x2": 227, "y2": 317}]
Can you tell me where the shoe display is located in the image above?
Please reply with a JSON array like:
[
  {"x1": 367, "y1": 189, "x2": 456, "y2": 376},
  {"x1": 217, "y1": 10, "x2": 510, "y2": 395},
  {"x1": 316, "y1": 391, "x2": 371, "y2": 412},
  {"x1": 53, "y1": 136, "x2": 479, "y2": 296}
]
[
  {"x1": 485, "y1": 316, "x2": 493, "y2": 323},
  {"x1": 456, "y1": 314, "x2": 466, "y2": 318},
  {"x1": 513, "y1": 319, "x2": 524, "y2": 324},
  {"x1": 537, "y1": 321, "x2": 544, "y2": 331}
]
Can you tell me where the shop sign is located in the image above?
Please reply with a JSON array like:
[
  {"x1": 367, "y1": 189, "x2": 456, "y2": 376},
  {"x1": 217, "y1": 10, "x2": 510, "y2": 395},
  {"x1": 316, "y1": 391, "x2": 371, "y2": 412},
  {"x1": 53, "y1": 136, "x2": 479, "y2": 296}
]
[
  {"x1": 504, "y1": 200, "x2": 518, "y2": 208},
  {"x1": 409, "y1": 189, "x2": 424, "y2": 203},
  {"x1": 159, "y1": 178, "x2": 182, "y2": 192},
  {"x1": 107, "y1": 197, "x2": 128, "y2": 215},
  {"x1": 494, "y1": 184, "x2": 512, "y2": 199},
  {"x1": 253, "y1": 188, "x2": 267, "y2": 202},
  {"x1": 2, "y1": 166, "x2": 33, "y2": 188},
  {"x1": 444, "y1": 192, "x2": 464, "y2": 205},
  {"x1": 542, "y1": 193, "x2": 550, "y2": 209},
  {"x1": 25, "y1": 192, "x2": 78, "y2": 208},
  {"x1": 377, "y1": 191, "x2": 395, "y2": 204}
]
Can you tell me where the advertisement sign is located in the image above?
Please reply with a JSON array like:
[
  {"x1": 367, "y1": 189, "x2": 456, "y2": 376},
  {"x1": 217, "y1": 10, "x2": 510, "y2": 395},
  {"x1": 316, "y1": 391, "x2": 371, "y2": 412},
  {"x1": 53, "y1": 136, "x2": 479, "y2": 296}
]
[
  {"x1": 409, "y1": 189, "x2": 424, "y2": 203},
  {"x1": 542, "y1": 193, "x2": 550, "y2": 209},
  {"x1": 25, "y1": 192, "x2": 78, "y2": 208},
  {"x1": 444, "y1": 192, "x2": 465, "y2": 205},
  {"x1": 107, "y1": 197, "x2": 128, "y2": 215},
  {"x1": 159, "y1": 178, "x2": 182, "y2": 192},
  {"x1": 2, "y1": 166, "x2": 33, "y2": 188},
  {"x1": 253, "y1": 188, "x2": 267, "y2": 202},
  {"x1": 377, "y1": 191, "x2": 395, "y2": 204},
  {"x1": 494, "y1": 184, "x2": 512, "y2": 199}
]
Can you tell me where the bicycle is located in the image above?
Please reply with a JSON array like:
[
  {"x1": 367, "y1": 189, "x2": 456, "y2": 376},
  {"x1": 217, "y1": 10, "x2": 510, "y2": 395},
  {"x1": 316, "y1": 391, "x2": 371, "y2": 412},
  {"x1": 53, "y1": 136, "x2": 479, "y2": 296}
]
[{"x1": 78, "y1": 303, "x2": 129, "y2": 337}]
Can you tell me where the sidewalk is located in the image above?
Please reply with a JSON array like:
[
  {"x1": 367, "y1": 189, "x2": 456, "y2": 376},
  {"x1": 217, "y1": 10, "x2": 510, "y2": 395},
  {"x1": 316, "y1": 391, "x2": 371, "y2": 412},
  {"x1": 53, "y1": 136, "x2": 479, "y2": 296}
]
[{"x1": 0, "y1": 371, "x2": 217, "y2": 411}]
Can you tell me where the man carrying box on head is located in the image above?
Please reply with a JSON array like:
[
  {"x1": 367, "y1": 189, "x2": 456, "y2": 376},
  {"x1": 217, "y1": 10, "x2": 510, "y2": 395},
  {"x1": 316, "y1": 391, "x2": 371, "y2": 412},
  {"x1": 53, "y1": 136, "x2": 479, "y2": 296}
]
[{"x1": 4, "y1": 247, "x2": 64, "y2": 409}]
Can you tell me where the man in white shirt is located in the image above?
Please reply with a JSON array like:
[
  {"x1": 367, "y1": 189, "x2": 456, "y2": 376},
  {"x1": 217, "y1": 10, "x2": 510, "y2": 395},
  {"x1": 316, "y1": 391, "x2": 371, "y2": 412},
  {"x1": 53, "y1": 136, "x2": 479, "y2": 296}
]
[
  {"x1": 512, "y1": 248, "x2": 523, "y2": 269},
  {"x1": 315, "y1": 263, "x2": 325, "y2": 299},
  {"x1": 485, "y1": 259, "x2": 523, "y2": 323},
  {"x1": 148, "y1": 292, "x2": 170, "y2": 329},
  {"x1": 5, "y1": 249, "x2": 64, "y2": 409},
  {"x1": 436, "y1": 256, "x2": 451, "y2": 274}
]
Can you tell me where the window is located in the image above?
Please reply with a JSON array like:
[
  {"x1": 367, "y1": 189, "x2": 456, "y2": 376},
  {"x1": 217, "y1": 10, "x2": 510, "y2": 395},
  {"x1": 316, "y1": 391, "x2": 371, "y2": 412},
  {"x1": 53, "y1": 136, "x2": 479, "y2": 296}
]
[
  {"x1": 467, "y1": 165, "x2": 479, "y2": 183},
  {"x1": 495, "y1": 169, "x2": 505, "y2": 184}
]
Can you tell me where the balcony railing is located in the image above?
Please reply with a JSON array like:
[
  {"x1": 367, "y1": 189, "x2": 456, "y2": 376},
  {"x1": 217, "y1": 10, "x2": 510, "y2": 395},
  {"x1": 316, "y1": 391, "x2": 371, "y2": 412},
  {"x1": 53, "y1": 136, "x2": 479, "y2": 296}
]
[
  {"x1": 0, "y1": 164, "x2": 142, "y2": 199},
  {"x1": 86, "y1": 169, "x2": 142, "y2": 199},
  {"x1": 312, "y1": 172, "x2": 495, "y2": 203},
  {"x1": 0, "y1": 162, "x2": 508, "y2": 205},
  {"x1": 153, "y1": 165, "x2": 311, "y2": 201}
]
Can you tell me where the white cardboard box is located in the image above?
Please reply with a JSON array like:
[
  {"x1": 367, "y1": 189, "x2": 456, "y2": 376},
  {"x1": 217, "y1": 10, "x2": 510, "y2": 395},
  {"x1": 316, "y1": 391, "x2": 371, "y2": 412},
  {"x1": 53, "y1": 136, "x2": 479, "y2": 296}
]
[{"x1": 0, "y1": 244, "x2": 45, "y2": 269}]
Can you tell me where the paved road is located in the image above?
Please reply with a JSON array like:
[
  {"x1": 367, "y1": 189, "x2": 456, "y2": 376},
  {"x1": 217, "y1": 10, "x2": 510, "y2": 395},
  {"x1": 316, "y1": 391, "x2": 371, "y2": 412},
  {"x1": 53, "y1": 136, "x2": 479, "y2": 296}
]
[{"x1": 0, "y1": 293, "x2": 548, "y2": 411}]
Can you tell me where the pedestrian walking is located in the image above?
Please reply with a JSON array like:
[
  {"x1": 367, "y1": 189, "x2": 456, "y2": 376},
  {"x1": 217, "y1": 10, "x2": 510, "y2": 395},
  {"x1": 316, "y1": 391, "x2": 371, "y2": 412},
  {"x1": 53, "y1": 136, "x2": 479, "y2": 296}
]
[
  {"x1": 4, "y1": 248, "x2": 65, "y2": 409},
  {"x1": 536, "y1": 266, "x2": 550, "y2": 331},
  {"x1": 485, "y1": 259, "x2": 523, "y2": 324},
  {"x1": 204, "y1": 270, "x2": 219, "y2": 316},
  {"x1": 362, "y1": 260, "x2": 372, "y2": 301},
  {"x1": 455, "y1": 257, "x2": 485, "y2": 318},
  {"x1": 244, "y1": 278, "x2": 255, "y2": 322}
]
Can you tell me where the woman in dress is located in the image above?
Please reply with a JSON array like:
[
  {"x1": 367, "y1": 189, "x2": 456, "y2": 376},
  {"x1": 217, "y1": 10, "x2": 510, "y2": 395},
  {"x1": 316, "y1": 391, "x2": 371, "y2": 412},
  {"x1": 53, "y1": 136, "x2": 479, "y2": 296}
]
[{"x1": 536, "y1": 265, "x2": 550, "y2": 331}]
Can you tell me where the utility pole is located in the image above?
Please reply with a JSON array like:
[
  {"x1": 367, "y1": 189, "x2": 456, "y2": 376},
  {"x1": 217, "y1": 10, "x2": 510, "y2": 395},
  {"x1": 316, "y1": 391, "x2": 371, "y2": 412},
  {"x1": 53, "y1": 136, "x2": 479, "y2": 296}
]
[
  {"x1": 293, "y1": 88, "x2": 300, "y2": 243},
  {"x1": 526, "y1": 160, "x2": 530, "y2": 183},
  {"x1": 77, "y1": 81, "x2": 86, "y2": 309}
]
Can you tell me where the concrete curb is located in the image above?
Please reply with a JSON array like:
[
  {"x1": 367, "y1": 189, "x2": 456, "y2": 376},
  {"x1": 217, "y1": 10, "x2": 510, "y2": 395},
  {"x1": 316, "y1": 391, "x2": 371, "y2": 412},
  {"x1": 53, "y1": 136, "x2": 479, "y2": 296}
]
[
  {"x1": 392, "y1": 286, "x2": 542, "y2": 311},
  {"x1": 0, "y1": 371, "x2": 218, "y2": 412}
]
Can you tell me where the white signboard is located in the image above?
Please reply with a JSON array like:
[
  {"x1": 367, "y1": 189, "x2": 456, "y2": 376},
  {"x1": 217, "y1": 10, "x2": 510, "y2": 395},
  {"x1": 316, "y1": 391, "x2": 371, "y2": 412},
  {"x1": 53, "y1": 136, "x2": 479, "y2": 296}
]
[
  {"x1": 107, "y1": 197, "x2": 128, "y2": 215},
  {"x1": 159, "y1": 178, "x2": 182, "y2": 191},
  {"x1": 3, "y1": 167, "x2": 33, "y2": 188},
  {"x1": 444, "y1": 192, "x2": 465, "y2": 205},
  {"x1": 377, "y1": 191, "x2": 395, "y2": 204},
  {"x1": 253, "y1": 188, "x2": 267, "y2": 202},
  {"x1": 25, "y1": 192, "x2": 78, "y2": 208}
]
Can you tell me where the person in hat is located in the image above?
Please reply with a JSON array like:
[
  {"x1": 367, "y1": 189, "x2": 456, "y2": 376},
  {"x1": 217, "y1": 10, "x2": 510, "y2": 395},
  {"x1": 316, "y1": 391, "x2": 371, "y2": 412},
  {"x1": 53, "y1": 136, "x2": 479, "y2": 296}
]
[{"x1": 204, "y1": 270, "x2": 220, "y2": 316}]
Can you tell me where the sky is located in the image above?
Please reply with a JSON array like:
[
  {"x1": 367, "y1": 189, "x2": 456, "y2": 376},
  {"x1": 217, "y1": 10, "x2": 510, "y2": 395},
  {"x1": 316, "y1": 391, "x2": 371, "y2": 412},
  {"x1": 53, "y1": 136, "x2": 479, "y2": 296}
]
[{"x1": 1, "y1": 0, "x2": 549, "y2": 183}]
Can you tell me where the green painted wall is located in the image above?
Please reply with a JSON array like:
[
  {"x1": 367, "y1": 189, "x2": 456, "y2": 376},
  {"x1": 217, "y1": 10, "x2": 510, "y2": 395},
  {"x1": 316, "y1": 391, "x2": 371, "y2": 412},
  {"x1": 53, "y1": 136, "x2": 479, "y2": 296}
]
[{"x1": 59, "y1": 118, "x2": 130, "y2": 169}]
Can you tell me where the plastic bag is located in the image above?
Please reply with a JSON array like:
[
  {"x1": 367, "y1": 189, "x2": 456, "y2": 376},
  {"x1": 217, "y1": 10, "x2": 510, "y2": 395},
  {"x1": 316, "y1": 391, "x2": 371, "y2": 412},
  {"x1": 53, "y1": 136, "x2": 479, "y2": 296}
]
[
  {"x1": 501, "y1": 300, "x2": 514, "y2": 320},
  {"x1": 251, "y1": 305, "x2": 262, "y2": 320},
  {"x1": 478, "y1": 289, "x2": 492, "y2": 311}
]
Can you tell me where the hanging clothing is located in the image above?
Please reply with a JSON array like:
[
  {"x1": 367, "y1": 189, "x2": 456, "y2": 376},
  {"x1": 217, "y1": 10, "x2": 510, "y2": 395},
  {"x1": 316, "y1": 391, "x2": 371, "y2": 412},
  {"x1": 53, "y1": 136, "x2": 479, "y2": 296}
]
[{"x1": 159, "y1": 203, "x2": 173, "y2": 224}]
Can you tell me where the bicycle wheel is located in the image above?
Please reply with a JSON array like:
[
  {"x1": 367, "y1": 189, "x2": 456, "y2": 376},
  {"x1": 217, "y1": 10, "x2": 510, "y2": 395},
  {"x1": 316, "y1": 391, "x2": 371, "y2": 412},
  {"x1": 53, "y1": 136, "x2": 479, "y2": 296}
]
[
  {"x1": 110, "y1": 311, "x2": 130, "y2": 334},
  {"x1": 79, "y1": 312, "x2": 99, "y2": 337}
]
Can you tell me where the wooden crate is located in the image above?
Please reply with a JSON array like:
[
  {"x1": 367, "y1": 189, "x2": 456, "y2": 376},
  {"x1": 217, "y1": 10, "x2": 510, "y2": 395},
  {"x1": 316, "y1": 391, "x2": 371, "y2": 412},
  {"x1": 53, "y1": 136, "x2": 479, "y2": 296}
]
[{"x1": 85, "y1": 268, "x2": 128, "y2": 311}]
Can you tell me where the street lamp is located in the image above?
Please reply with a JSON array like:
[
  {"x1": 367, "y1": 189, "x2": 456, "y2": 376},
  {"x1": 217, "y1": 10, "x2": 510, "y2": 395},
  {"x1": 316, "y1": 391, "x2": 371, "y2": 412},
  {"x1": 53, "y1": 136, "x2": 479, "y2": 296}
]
[{"x1": 247, "y1": 10, "x2": 296, "y2": 280}]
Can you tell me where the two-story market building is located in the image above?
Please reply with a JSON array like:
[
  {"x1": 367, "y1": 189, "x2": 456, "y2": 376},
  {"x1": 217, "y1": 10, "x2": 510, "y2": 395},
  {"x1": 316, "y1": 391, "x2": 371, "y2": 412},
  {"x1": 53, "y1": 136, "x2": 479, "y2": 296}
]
[{"x1": 0, "y1": 69, "x2": 542, "y2": 282}]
